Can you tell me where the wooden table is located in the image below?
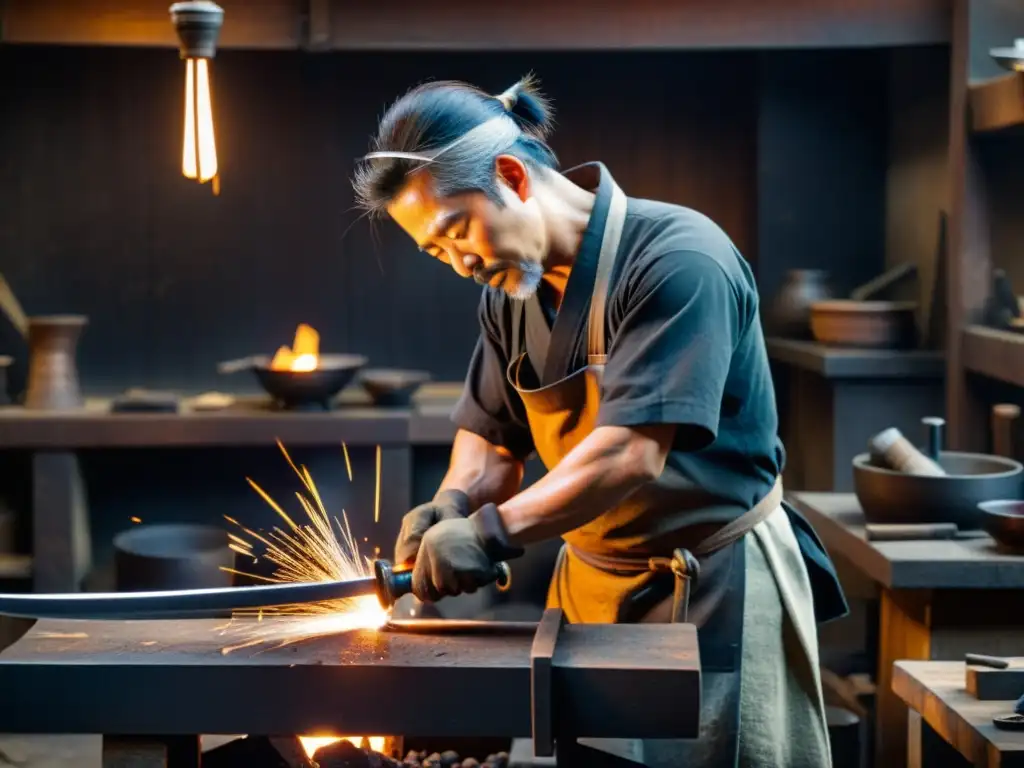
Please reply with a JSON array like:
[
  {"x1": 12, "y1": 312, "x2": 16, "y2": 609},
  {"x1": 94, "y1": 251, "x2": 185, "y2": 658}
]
[
  {"x1": 0, "y1": 385, "x2": 462, "y2": 593},
  {"x1": 790, "y1": 492, "x2": 1024, "y2": 768},
  {"x1": 893, "y1": 660, "x2": 1024, "y2": 767}
]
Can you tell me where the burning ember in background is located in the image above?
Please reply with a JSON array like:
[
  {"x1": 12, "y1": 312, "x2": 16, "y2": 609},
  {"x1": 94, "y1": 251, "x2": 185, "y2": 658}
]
[
  {"x1": 218, "y1": 438, "x2": 389, "y2": 756},
  {"x1": 270, "y1": 323, "x2": 320, "y2": 372}
]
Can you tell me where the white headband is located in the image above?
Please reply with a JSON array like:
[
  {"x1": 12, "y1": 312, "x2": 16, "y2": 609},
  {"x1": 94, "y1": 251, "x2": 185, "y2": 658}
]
[{"x1": 361, "y1": 114, "x2": 521, "y2": 165}]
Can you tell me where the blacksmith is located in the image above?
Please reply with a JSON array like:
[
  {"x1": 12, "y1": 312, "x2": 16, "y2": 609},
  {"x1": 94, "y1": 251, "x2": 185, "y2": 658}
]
[{"x1": 352, "y1": 76, "x2": 848, "y2": 767}]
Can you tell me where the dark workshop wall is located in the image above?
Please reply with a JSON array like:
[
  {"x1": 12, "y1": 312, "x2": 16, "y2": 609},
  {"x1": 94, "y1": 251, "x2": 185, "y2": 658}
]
[
  {"x1": 885, "y1": 45, "x2": 951, "y2": 341},
  {"x1": 755, "y1": 48, "x2": 890, "y2": 305},
  {"x1": 0, "y1": 46, "x2": 758, "y2": 395}
]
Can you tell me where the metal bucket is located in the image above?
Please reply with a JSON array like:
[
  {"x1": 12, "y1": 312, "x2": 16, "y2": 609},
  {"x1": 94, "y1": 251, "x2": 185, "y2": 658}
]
[{"x1": 114, "y1": 523, "x2": 234, "y2": 593}]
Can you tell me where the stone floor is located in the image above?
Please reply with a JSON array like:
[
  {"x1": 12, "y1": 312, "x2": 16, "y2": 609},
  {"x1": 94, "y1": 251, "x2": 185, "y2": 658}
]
[
  {"x1": 0, "y1": 735, "x2": 99, "y2": 768},
  {"x1": 0, "y1": 737, "x2": 555, "y2": 767},
  {"x1": 0, "y1": 735, "x2": 246, "y2": 768}
]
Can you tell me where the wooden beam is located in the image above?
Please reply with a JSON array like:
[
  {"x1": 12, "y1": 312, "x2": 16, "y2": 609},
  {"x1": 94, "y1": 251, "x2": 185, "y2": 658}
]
[
  {"x1": 947, "y1": 0, "x2": 992, "y2": 452},
  {"x1": 3, "y1": 0, "x2": 948, "y2": 50},
  {"x1": 1, "y1": 0, "x2": 303, "y2": 50},
  {"x1": 327, "y1": 0, "x2": 949, "y2": 50}
]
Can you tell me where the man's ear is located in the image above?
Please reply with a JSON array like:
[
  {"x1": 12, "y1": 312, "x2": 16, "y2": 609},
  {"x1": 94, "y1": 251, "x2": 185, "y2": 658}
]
[{"x1": 495, "y1": 155, "x2": 530, "y2": 202}]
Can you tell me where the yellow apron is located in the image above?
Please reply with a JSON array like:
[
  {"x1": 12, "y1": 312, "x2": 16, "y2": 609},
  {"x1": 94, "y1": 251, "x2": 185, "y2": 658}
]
[{"x1": 503, "y1": 174, "x2": 830, "y2": 766}]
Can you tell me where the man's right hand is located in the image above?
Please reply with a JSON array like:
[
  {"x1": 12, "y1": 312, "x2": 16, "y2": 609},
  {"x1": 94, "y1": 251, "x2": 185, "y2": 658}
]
[{"x1": 394, "y1": 489, "x2": 472, "y2": 566}]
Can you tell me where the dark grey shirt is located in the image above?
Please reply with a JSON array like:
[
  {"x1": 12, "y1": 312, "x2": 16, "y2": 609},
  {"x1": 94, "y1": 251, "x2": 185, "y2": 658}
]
[{"x1": 452, "y1": 163, "x2": 784, "y2": 526}]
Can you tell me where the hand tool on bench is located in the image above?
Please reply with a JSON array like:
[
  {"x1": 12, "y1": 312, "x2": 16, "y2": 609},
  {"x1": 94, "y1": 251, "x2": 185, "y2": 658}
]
[{"x1": 0, "y1": 559, "x2": 511, "y2": 620}]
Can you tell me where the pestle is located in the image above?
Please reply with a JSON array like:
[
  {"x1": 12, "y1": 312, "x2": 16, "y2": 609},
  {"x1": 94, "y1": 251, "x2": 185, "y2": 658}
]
[
  {"x1": 868, "y1": 422, "x2": 946, "y2": 477},
  {"x1": 922, "y1": 417, "x2": 946, "y2": 462},
  {"x1": 992, "y1": 404, "x2": 1020, "y2": 460}
]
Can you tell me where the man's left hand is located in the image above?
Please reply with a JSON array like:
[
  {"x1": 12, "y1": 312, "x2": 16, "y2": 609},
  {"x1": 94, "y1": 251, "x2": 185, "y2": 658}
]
[{"x1": 411, "y1": 517, "x2": 495, "y2": 602}]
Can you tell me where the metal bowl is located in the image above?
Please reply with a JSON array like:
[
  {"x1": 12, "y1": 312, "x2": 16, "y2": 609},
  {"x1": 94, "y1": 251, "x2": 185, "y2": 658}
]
[
  {"x1": 853, "y1": 451, "x2": 1024, "y2": 529},
  {"x1": 978, "y1": 500, "x2": 1024, "y2": 550},
  {"x1": 220, "y1": 354, "x2": 367, "y2": 409},
  {"x1": 114, "y1": 523, "x2": 234, "y2": 593},
  {"x1": 360, "y1": 368, "x2": 431, "y2": 407}
]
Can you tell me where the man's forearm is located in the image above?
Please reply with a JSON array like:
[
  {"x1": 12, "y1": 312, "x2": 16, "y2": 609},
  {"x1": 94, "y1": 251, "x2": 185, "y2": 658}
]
[
  {"x1": 438, "y1": 429, "x2": 525, "y2": 510},
  {"x1": 496, "y1": 425, "x2": 674, "y2": 546}
]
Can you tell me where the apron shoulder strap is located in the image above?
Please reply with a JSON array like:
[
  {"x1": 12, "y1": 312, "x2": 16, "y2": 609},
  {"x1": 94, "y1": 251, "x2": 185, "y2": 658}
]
[
  {"x1": 587, "y1": 183, "x2": 629, "y2": 366},
  {"x1": 510, "y1": 297, "x2": 525, "y2": 362}
]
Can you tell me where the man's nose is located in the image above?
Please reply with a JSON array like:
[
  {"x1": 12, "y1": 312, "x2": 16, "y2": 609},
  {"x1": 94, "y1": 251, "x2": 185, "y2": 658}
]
[{"x1": 450, "y1": 252, "x2": 481, "y2": 278}]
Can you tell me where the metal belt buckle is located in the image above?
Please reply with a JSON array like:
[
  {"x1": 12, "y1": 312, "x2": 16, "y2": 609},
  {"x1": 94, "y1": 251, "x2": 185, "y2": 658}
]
[{"x1": 669, "y1": 549, "x2": 701, "y2": 624}]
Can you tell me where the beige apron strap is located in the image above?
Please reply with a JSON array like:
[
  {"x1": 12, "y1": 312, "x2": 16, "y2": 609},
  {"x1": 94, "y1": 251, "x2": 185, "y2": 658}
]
[{"x1": 586, "y1": 183, "x2": 628, "y2": 366}]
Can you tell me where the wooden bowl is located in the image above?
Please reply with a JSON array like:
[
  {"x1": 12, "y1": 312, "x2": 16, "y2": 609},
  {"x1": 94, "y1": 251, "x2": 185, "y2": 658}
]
[
  {"x1": 977, "y1": 500, "x2": 1024, "y2": 550},
  {"x1": 810, "y1": 300, "x2": 917, "y2": 349}
]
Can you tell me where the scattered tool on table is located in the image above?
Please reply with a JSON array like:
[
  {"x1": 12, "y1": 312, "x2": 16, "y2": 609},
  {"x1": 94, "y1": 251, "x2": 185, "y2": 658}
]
[
  {"x1": 966, "y1": 653, "x2": 1010, "y2": 670},
  {"x1": 865, "y1": 523, "x2": 961, "y2": 542}
]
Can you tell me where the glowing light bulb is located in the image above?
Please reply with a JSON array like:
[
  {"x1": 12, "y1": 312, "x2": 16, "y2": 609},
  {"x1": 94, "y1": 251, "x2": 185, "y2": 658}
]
[{"x1": 182, "y1": 57, "x2": 218, "y2": 183}]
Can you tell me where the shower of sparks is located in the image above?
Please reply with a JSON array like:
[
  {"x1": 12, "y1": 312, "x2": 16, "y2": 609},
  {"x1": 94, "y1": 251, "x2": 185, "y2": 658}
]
[
  {"x1": 217, "y1": 439, "x2": 388, "y2": 654},
  {"x1": 342, "y1": 441, "x2": 353, "y2": 482}
]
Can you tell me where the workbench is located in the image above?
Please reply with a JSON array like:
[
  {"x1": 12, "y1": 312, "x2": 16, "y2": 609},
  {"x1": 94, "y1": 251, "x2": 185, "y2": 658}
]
[
  {"x1": 893, "y1": 660, "x2": 1024, "y2": 767},
  {"x1": 0, "y1": 611, "x2": 701, "y2": 767},
  {"x1": 790, "y1": 492, "x2": 1024, "y2": 768}
]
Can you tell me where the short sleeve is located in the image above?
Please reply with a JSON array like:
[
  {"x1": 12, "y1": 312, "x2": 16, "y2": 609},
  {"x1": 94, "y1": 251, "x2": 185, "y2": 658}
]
[
  {"x1": 450, "y1": 291, "x2": 536, "y2": 460},
  {"x1": 597, "y1": 250, "x2": 743, "y2": 451}
]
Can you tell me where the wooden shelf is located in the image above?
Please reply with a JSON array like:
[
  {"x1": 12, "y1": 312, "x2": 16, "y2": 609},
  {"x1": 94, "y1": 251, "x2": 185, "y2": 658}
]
[
  {"x1": 1, "y1": 0, "x2": 948, "y2": 50},
  {"x1": 969, "y1": 72, "x2": 1024, "y2": 134},
  {"x1": 766, "y1": 337, "x2": 945, "y2": 379},
  {"x1": 962, "y1": 325, "x2": 1024, "y2": 387},
  {"x1": 0, "y1": 384, "x2": 462, "y2": 450}
]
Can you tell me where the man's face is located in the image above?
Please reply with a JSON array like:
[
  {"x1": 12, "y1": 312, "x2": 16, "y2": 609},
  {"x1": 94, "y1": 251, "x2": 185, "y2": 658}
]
[{"x1": 387, "y1": 156, "x2": 546, "y2": 300}]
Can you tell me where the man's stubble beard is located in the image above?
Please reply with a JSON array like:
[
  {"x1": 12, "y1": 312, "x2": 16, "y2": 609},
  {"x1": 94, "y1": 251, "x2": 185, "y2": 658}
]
[{"x1": 504, "y1": 260, "x2": 543, "y2": 301}]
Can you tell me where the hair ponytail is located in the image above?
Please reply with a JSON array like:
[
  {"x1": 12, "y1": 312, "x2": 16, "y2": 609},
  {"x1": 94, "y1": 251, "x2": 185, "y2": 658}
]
[
  {"x1": 496, "y1": 74, "x2": 554, "y2": 140},
  {"x1": 355, "y1": 75, "x2": 559, "y2": 216}
]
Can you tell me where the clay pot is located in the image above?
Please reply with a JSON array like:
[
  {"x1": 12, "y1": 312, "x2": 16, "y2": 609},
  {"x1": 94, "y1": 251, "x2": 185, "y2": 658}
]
[
  {"x1": 25, "y1": 316, "x2": 87, "y2": 411},
  {"x1": 768, "y1": 270, "x2": 833, "y2": 339}
]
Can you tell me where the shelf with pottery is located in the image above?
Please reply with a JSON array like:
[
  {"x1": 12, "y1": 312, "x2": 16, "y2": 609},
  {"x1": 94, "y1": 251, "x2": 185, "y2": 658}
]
[
  {"x1": 766, "y1": 265, "x2": 946, "y2": 493},
  {"x1": 947, "y1": 25, "x2": 1024, "y2": 451}
]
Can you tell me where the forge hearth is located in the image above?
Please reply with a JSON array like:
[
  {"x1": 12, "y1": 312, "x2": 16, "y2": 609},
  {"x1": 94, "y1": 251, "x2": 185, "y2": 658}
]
[
  {"x1": 0, "y1": 610, "x2": 700, "y2": 767},
  {"x1": 201, "y1": 737, "x2": 511, "y2": 768}
]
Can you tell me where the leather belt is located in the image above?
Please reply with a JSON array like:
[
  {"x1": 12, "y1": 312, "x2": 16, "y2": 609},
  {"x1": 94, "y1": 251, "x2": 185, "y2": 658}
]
[{"x1": 567, "y1": 478, "x2": 783, "y2": 622}]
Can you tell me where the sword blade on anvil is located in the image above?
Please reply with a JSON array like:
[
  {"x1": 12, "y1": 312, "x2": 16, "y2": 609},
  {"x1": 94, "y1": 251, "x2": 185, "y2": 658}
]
[{"x1": 0, "y1": 576, "x2": 379, "y2": 620}]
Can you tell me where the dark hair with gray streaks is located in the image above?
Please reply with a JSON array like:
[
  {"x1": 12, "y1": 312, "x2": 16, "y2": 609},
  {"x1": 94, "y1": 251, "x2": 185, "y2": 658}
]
[{"x1": 352, "y1": 75, "x2": 558, "y2": 217}]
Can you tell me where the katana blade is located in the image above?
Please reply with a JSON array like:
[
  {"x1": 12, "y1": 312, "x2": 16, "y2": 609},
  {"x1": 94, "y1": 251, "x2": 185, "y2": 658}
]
[{"x1": 0, "y1": 576, "x2": 379, "y2": 620}]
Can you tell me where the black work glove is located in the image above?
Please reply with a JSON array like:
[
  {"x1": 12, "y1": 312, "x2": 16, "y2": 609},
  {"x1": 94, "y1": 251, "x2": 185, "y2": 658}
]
[
  {"x1": 394, "y1": 489, "x2": 471, "y2": 566},
  {"x1": 411, "y1": 503, "x2": 524, "y2": 603}
]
